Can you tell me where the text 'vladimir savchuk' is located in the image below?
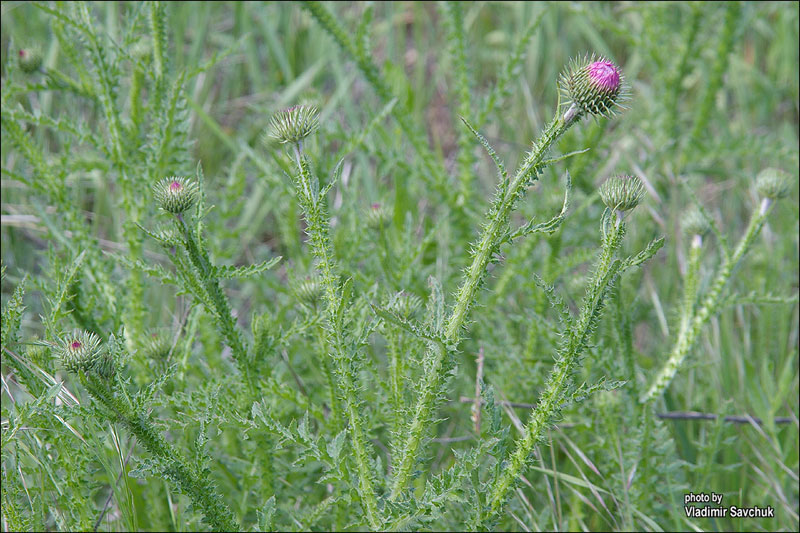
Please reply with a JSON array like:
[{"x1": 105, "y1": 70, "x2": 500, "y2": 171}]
[{"x1": 684, "y1": 492, "x2": 775, "y2": 518}]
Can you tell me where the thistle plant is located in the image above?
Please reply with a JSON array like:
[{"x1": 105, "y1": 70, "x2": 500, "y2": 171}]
[
  {"x1": 152, "y1": 176, "x2": 200, "y2": 215},
  {"x1": 479, "y1": 178, "x2": 662, "y2": 526},
  {"x1": 561, "y1": 54, "x2": 628, "y2": 123},
  {"x1": 642, "y1": 168, "x2": 793, "y2": 404},
  {"x1": 389, "y1": 53, "x2": 628, "y2": 501},
  {"x1": 268, "y1": 104, "x2": 320, "y2": 145},
  {"x1": 54, "y1": 330, "x2": 108, "y2": 377},
  {"x1": 268, "y1": 104, "x2": 383, "y2": 528},
  {"x1": 54, "y1": 331, "x2": 239, "y2": 532},
  {"x1": 599, "y1": 174, "x2": 646, "y2": 215},
  {"x1": 2, "y1": 3, "x2": 797, "y2": 532},
  {"x1": 140, "y1": 166, "x2": 281, "y2": 394}
]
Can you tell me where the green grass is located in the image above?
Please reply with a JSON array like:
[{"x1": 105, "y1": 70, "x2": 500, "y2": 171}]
[{"x1": 1, "y1": 1, "x2": 798, "y2": 531}]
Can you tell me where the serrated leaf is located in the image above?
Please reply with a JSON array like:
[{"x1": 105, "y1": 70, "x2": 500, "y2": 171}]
[
  {"x1": 214, "y1": 257, "x2": 282, "y2": 280},
  {"x1": 506, "y1": 171, "x2": 572, "y2": 243},
  {"x1": 327, "y1": 428, "x2": 347, "y2": 463},
  {"x1": 426, "y1": 276, "x2": 446, "y2": 335},
  {"x1": 620, "y1": 236, "x2": 665, "y2": 272},
  {"x1": 257, "y1": 496, "x2": 276, "y2": 532}
]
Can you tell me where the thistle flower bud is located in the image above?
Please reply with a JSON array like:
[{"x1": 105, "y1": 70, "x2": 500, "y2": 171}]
[
  {"x1": 130, "y1": 39, "x2": 152, "y2": 63},
  {"x1": 388, "y1": 291, "x2": 423, "y2": 319},
  {"x1": 268, "y1": 104, "x2": 320, "y2": 145},
  {"x1": 681, "y1": 207, "x2": 711, "y2": 238},
  {"x1": 153, "y1": 176, "x2": 199, "y2": 214},
  {"x1": 18, "y1": 48, "x2": 43, "y2": 73},
  {"x1": 295, "y1": 276, "x2": 324, "y2": 309},
  {"x1": 756, "y1": 168, "x2": 792, "y2": 200},
  {"x1": 561, "y1": 54, "x2": 626, "y2": 119},
  {"x1": 599, "y1": 174, "x2": 645, "y2": 212},
  {"x1": 55, "y1": 330, "x2": 110, "y2": 376},
  {"x1": 366, "y1": 203, "x2": 391, "y2": 230},
  {"x1": 142, "y1": 330, "x2": 172, "y2": 360}
]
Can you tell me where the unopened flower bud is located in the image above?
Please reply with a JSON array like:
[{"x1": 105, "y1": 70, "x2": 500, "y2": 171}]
[
  {"x1": 756, "y1": 168, "x2": 791, "y2": 200},
  {"x1": 130, "y1": 39, "x2": 152, "y2": 63},
  {"x1": 56, "y1": 330, "x2": 107, "y2": 376},
  {"x1": 366, "y1": 203, "x2": 391, "y2": 230},
  {"x1": 268, "y1": 104, "x2": 320, "y2": 145},
  {"x1": 18, "y1": 48, "x2": 43, "y2": 73},
  {"x1": 153, "y1": 176, "x2": 199, "y2": 214},
  {"x1": 599, "y1": 174, "x2": 645, "y2": 212},
  {"x1": 142, "y1": 330, "x2": 172, "y2": 360},
  {"x1": 681, "y1": 207, "x2": 710, "y2": 238},
  {"x1": 389, "y1": 291, "x2": 423, "y2": 319},
  {"x1": 561, "y1": 54, "x2": 626, "y2": 119},
  {"x1": 295, "y1": 276, "x2": 324, "y2": 309}
]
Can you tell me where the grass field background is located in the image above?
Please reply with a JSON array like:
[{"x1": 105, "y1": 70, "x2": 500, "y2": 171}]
[{"x1": 1, "y1": 1, "x2": 798, "y2": 531}]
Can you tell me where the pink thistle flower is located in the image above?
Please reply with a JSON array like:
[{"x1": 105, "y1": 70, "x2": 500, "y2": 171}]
[
  {"x1": 560, "y1": 54, "x2": 628, "y2": 119},
  {"x1": 588, "y1": 61, "x2": 621, "y2": 92}
]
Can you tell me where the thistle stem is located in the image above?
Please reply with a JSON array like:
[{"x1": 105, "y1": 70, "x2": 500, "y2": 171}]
[
  {"x1": 290, "y1": 147, "x2": 382, "y2": 529},
  {"x1": 174, "y1": 215, "x2": 251, "y2": 387},
  {"x1": 482, "y1": 219, "x2": 625, "y2": 525},
  {"x1": 642, "y1": 202, "x2": 772, "y2": 403},
  {"x1": 390, "y1": 112, "x2": 575, "y2": 499}
]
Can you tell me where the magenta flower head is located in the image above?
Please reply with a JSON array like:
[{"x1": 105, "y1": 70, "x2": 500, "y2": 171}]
[
  {"x1": 560, "y1": 54, "x2": 627, "y2": 119},
  {"x1": 153, "y1": 176, "x2": 199, "y2": 214}
]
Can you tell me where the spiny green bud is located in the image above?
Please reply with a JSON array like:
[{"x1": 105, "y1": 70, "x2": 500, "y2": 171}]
[
  {"x1": 18, "y1": 48, "x2": 43, "y2": 73},
  {"x1": 561, "y1": 54, "x2": 626, "y2": 119},
  {"x1": 130, "y1": 39, "x2": 152, "y2": 63},
  {"x1": 295, "y1": 276, "x2": 324, "y2": 309},
  {"x1": 366, "y1": 203, "x2": 391, "y2": 230},
  {"x1": 142, "y1": 330, "x2": 172, "y2": 360},
  {"x1": 599, "y1": 174, "x2": 645, "y2": 212},
  {"x1": 268, "y1": 104, "x2": 320, "y2": 144},
  {"x1": 55, "y1": 330, "x2": 114, "y2": 377},
  {"x1": 681, "y1": 207, "x2": 711, "y2": 237},
  {"x1": 756, "y1": 168, "x2": 792, "y2": 200},
  {"x1": 388, "y1": 291, "x2": 423, "y2": 319},
  {"x1": 153, "y1": 176, "x2": 199, "y2": 214}
]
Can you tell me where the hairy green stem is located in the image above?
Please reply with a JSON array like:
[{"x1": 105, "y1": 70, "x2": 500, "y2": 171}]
[
  {"x1": 129, "y1": 63, "x2": 143, "y2": 129},
  {"x1": 642, "y1": 200, "x2": 771, "y2": 403},
  {"x1": 390, "y1": 112, "x2": 576, "y2": 499},
  {"x1": 388, "y1": 327, "x2": 405, "y2": 440},
  {"x1": 678, "y1": 236, "x2": 703, "y2": 335},
  {"x1": 175, "y1": 215, "x2": 251, "y2": 385},
  {"x1": 315, "y1": 324, "x2": 341, "y2": 428},
  {"x1": 482, "y1": 218, "x2": 625, "y2": 525},
  {"x1": 291, "y1": 148, "x2": 382, "y2": 529}
]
